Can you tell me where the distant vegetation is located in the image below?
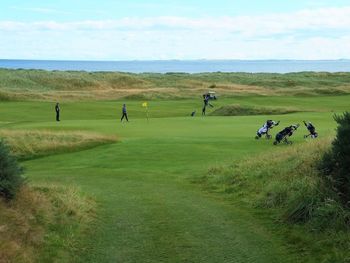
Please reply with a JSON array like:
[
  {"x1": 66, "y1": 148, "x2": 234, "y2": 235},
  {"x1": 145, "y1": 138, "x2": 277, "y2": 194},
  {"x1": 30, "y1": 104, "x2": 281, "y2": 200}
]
[
  {"x1": 1, "y1": 69, "x2": 350, "y2": 101},
  {"x1": 210, "y1": 104, "x2": 300, "y2": 116}
]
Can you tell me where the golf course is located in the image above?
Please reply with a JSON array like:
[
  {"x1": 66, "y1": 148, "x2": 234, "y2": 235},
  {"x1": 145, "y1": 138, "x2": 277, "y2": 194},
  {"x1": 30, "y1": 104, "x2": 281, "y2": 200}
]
[{"x1": 1, "y1": 70, "x2": 350, "y2": 263}]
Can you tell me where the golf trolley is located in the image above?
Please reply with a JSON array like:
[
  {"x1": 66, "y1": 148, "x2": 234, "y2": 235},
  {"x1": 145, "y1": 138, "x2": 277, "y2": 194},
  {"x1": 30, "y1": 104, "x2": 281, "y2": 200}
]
[
  {"x1": 203, "y1": 91, "x2": 217, "y2": 101},
  {"x1": 273, "y1": 124, "x2": 299, "y2": 145},
  {"x1": 303, "y1": 121, "x2": 318, "y2": 139},
  {"x1": 255, "y1": 120, "x2": 280, "y2": 140},
  {"x1": 255, "y1": 133, "x2": 273, "y2": 140},
  {"x1": 273, "y1": 135, "x2": 294, "y2": 145}
]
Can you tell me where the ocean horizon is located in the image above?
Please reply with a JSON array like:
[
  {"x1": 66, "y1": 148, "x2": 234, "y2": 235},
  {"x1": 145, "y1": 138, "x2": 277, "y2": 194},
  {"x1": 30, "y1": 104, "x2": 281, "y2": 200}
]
[{"x1": 1, "y1": 59, "x2": 350, "y2": 74}]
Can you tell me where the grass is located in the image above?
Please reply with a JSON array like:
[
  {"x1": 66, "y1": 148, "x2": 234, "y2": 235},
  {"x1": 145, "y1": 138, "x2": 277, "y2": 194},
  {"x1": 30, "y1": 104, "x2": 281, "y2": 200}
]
[
  {"x1": 1, "y1": 69, "x2": 350, "y2": 101},
  {"x1": 198, "y1": 137, "x2": 350, "y2": 262},
  {"x1": 0, "y1": 184, "x2": 94, "y2": 263},
  {"x1": 210, "y1": 104, "x2": 300, "y2": 116},
  {"x1": 0, "y1": 130, "x2": 117, "y2": 160},
  {"x1": 0, "y1": 89, "x2": 349, "y2": 261}
]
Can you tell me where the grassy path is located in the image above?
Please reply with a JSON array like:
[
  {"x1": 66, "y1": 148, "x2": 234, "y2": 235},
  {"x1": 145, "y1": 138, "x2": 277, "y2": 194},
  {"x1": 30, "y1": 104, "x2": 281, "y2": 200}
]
[{"x1": 24, "y1": 141, "x2": 295, "y2": 263}]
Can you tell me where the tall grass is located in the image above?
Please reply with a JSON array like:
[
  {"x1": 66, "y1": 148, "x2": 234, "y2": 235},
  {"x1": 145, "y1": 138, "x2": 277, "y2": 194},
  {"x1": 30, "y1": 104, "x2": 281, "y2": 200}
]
[
  {"x1": 0, "y1": 130, "x2": 117, "y2": 160},
  {"x1": 0, "y1": 184, "x2": 95, "y2": 262},
  {"x1": 198, "y1": 138, "x2": 350, "y2": 262},
  {"x1": 210, "y1": 104, "x2": 300, "y2": 116},
  {"x1": 202, "y1": 138, "x2": 350, "y2": 227},
  {"x1": 1, "y1": 69, "x2": 350, "y2": 101}
]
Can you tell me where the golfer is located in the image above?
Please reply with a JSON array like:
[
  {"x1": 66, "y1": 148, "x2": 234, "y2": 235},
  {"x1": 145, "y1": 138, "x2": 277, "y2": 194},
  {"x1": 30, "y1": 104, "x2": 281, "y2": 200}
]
[
  {"x1": 55, "y1": 102, "x2": 60, "y2": 122},
  {"x1": 121, "y1": 104, "x2": 129, "y2": 122}
]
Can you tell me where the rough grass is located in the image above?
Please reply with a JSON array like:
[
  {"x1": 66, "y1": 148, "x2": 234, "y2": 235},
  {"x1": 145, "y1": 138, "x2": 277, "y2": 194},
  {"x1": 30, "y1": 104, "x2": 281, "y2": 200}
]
[
  {"x1": 198, "y1": 138, "x2": 350, "y2": 262},
  {"x1": 0, "y1": 130, "x2": 117, "y2": 160},
  {"x1": 0, "y1": 184, "x2": 95, "y2": 263},
  {"x1": 209, "y1": 104, "x2": 301, "y2": 116},
  {"x1": 1, "y1": 69, "x2": 350, "y2": 101}
]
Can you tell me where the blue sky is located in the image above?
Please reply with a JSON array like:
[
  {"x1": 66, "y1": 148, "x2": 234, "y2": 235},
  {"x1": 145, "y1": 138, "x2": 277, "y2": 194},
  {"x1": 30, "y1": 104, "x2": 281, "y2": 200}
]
[{"x1": 1, "y1": 0, "x2": 350, "y2": 60}]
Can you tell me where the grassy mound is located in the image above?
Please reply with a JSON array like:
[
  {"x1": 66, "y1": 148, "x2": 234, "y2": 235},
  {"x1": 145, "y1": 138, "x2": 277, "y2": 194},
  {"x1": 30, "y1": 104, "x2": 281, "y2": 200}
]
[
  {"x1": 0, "y1": 184, "x2": 95, "y2": 262},
  {"x1": 198, "y1": 138, "x2": 350, "y2": 262},
  {"x1": 209, "y1": 104, "x2": 300, "y2": 116},
  {"x1": 1, "y1": 69, "x2": 350, "y2": 101},
  {"x1": 0, "y1": 130, "x2": 117, "y2": 160}
]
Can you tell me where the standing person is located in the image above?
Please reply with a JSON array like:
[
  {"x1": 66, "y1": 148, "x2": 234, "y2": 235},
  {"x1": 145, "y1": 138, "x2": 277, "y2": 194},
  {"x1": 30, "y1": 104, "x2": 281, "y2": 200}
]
[
  {"x1": 55, "y1": 102, "x2": 60, "y2": 122},
  {"x1": 121, "y1": 104, "x2": 129, "y2": 122},
  {"x1": 202, "y1": 95, "x2": 209, "y2": 116}
]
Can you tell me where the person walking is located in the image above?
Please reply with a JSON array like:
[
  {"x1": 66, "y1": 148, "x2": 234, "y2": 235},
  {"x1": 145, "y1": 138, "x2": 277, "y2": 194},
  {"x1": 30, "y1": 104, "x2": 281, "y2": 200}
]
[
  {"x1": 121, "y1": 104, "x2": 129, "y2": 122},
  {"x1": 55, "y1": 102, "x2": 60, "y2": 122},
  {"x1": 202, "y1": 95, "x2": 209, "y2": 116}
]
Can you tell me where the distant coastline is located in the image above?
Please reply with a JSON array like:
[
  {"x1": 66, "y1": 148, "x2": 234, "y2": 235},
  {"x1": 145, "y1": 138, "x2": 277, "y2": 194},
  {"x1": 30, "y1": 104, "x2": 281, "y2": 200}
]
[{"x1": 1, "y1": 59, "x2": 350, "y2": 73}]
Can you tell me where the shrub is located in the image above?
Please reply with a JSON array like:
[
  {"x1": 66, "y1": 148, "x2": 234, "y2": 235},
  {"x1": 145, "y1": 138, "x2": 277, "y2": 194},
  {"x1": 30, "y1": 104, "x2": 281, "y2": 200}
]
[
  {"x1": 319, "y1": 112, "x2": 350, "y2": 206},
  {"x1": 0, "y1": 140, "x2": 24, "y2": 199}
]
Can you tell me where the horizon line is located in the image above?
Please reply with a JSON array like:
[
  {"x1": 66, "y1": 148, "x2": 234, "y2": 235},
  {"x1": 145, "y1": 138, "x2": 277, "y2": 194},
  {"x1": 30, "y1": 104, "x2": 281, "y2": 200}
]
[{"x1": 1, "y1": 58, "x2": 350, "y2": 62}]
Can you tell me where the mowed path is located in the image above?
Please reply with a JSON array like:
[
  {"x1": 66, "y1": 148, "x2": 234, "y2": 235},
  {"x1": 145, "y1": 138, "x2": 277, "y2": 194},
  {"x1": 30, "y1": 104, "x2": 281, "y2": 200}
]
[{"x1": 19, "y1": 114, "x2": 320, "y2": 263}]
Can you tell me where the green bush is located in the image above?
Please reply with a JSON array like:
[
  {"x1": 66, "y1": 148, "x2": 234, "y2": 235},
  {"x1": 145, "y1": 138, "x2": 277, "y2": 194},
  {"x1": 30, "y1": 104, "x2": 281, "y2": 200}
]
[
  {"x1": 320, "y1": 112, "x2": 350, "y2": 206},
  {"x1": 0, "y1": 140, "x2": 24, "y2": 199}
]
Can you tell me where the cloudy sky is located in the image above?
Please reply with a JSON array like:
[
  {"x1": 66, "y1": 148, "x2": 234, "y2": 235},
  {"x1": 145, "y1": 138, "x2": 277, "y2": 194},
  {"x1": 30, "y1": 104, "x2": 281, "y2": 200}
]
[{"x1": 0, "y1": 0, "x2": 349, "y2": 60}]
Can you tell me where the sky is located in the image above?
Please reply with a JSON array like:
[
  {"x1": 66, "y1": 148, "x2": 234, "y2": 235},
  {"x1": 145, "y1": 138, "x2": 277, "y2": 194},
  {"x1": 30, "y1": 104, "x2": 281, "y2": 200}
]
[{"x1": 0, "y1": 0, "x2": 350, "y2": 60}]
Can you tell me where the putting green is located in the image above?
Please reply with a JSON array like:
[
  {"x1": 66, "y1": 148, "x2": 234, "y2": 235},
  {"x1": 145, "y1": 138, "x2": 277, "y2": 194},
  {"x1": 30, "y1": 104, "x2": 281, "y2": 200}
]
[{"x1": 1, "y1": 96, "x2": 348, "y2": 262}]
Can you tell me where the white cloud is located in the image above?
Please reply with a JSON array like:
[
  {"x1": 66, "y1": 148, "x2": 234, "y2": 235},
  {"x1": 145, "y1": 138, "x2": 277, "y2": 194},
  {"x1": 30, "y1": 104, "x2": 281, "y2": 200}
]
[
  {"x1": 1, "y1": 6, "x2": 350, "y2": 59},
  {"x1": 2, "y1": 7, "x2": 350, "y2": 34},
  {"x1": 10, "y1": 6, "x2": 73, "y2": 15}
]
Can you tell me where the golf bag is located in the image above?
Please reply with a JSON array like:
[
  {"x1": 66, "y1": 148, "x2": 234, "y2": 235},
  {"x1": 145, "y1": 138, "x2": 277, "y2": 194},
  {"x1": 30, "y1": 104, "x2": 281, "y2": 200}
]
[
  {"x1": 273, "y1": 124, "x2": 299, "y2": 145},
  {"x1": 303, "y1": 121, "x2": 318, "y2": 138},
  {"x1": 256, "y1": 120, "x2": 280, "y2": 140}
]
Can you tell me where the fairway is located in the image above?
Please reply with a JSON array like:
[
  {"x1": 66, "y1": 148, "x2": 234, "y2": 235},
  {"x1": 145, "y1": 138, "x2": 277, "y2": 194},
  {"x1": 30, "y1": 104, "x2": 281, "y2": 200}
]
[{"x1": 1, "y1": 95, "x2": 347, "y2": 262}]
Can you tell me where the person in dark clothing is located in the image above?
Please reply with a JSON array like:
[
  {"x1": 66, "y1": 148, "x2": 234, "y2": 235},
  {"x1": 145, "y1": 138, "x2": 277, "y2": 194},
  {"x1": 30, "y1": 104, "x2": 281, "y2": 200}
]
[
  {"x1": 303, "y1": 121, "x2": 318, "y2": 138},
  {"x1": 202, "y1": 105, "x2": 206, "y2": 116},
  {"x1": 274, "y1": 124, "x2": 299, "y2": 145},
  {"x1": 121, "y1": 104, "x2": 129, "y2": 122},
  {"x1": 55, "y1": 103, "x2": 60, "y2": 122},
  {"x1": 202, "y1": 95, "x2": 213, "y2": 116}
]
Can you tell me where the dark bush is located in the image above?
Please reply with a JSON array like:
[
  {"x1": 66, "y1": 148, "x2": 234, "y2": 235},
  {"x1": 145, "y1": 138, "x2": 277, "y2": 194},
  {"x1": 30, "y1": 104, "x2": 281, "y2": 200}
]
[
  {"x1": 0, "y1": 140, "x2": 24, "y2": 199},
  {"x1": 319, "y1": 112, "x2": 350, "y2": 206}
]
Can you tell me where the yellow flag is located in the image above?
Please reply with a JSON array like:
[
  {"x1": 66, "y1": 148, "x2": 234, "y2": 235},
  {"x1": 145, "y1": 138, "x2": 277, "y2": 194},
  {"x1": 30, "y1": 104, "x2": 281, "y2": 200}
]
[{"x1": 142, "y1": 102, "x2": 148, "y2": 107}]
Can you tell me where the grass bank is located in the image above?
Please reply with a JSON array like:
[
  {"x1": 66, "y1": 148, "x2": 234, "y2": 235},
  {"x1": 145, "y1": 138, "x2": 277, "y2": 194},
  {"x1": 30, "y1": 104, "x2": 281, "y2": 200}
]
[
  {"x1": 0, "y1": 184, "x2": 95, "y2": 263},
  {"x1": 0, "y1": 130, "x2": 117, "y2": 160},
  {"x1": 197, "y1": 138, "x2": 350, "y2": 262},
  {"x1": 210, "y1": 104, "x2": 301, "y2": 116}
]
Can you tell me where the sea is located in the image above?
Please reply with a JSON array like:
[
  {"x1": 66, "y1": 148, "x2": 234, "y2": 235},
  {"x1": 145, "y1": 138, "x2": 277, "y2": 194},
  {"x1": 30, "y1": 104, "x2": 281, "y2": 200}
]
[{"x1": 0, "y1": 59, "x2": 350, "y2": 73}]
